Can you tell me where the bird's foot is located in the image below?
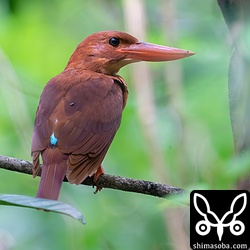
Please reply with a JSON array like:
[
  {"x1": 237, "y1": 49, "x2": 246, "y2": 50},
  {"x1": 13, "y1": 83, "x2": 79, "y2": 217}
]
[
  {"x1": 93, "y1": 165, "x2": 105, "y2": 194},
  {"x1": 93, "y1": 165, "x2": 105, "y2": 183}
]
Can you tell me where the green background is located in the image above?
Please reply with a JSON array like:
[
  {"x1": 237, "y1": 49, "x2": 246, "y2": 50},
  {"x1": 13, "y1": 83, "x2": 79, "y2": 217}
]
[{"x1": 0, "y1": 0, "x2": 248, "y2": 249}]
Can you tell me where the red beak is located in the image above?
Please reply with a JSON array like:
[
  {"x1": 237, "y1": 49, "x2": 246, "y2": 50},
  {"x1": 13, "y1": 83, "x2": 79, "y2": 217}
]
[{"x1": 119, "y1": 41, "x2": 195, "y2": 62}]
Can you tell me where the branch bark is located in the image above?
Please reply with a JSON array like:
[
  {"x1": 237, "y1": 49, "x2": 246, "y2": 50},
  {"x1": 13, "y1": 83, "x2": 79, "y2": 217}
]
[{"x1": 0, "y1": 155, "x2": 184, "y2": 198}]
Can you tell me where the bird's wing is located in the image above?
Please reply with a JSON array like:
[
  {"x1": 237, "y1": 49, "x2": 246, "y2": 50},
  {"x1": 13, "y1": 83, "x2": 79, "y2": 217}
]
[{"x1": 32, "y1": 70, "x2": 125, "y2": 184}]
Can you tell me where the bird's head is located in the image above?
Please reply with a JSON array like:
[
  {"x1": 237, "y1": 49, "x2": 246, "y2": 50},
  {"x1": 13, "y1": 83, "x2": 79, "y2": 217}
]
[{"x1": 66, "y1": 31, "x2": 194, "y2": 75}]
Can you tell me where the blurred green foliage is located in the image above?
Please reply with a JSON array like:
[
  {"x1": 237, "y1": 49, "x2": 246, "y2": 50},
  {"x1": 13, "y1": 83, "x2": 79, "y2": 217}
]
[{"x1": 0, "y1": 0, "x2": 249, "y2": 249}]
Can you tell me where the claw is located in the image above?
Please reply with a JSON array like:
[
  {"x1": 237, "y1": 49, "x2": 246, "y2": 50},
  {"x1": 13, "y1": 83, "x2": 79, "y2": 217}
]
[{"x1": 93, "y1": 165, "x2": 105, "y2": 194}]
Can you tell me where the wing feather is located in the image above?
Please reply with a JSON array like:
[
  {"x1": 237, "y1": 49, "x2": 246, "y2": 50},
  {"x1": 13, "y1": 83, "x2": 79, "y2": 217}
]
[{"x1": 32, "y1": 69, "x2": 126, "y2": 184}]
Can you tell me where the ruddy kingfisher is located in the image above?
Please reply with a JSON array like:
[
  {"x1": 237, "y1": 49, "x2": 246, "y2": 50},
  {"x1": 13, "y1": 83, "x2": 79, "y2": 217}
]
[{"x1": 31, "y1": 31, "x2": 194, "y2": 200}]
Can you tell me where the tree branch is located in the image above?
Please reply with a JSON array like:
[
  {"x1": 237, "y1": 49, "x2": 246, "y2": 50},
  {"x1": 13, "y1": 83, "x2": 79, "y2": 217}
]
[{"x1": 0, "y1": 155, "x2": 184, "y2": 198}]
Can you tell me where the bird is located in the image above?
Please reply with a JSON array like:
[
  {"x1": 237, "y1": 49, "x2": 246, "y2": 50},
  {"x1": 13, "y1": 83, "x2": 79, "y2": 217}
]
[{"x1": 31, "y1": 30, "x2": 194, "y2": 200}]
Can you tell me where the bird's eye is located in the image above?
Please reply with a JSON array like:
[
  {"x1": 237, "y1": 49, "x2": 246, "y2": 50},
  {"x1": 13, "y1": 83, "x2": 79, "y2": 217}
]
[{"x1": 109, "y1": 37, "x2": 120, "y2": 47}]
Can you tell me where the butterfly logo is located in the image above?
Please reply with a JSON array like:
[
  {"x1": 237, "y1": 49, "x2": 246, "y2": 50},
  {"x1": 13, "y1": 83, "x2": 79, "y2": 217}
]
[{"x1": 193, "y1": 193, "x2": 247, "y2": 241}]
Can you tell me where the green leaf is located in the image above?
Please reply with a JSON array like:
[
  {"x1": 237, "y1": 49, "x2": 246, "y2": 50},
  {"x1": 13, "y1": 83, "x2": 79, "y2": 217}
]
[{"x1": 0, "y1": 194, "x2": 86, "y2": 224}]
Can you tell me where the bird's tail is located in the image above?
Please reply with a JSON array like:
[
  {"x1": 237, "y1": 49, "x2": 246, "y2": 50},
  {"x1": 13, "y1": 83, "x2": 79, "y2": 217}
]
[{"x1": 36, "y1": 148, "x2": 68, "y2": 200}]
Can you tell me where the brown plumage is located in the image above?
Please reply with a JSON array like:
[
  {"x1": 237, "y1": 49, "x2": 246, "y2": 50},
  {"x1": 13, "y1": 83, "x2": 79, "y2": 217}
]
[{"x1": 32, "y1": 31, "x2": 194, "y2": 200}]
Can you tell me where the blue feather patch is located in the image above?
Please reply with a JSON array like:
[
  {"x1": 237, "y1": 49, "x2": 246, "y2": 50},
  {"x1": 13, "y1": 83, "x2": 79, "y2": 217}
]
[{"x1": 50, "y1": 133, "x2": 58, "y2": 145}]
